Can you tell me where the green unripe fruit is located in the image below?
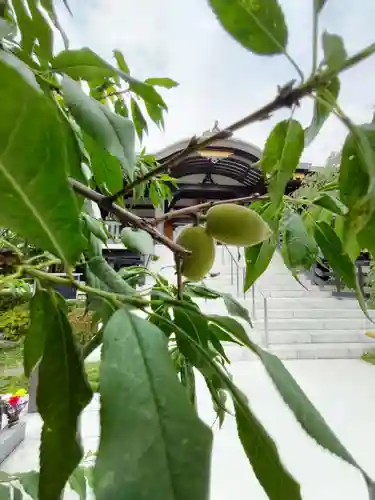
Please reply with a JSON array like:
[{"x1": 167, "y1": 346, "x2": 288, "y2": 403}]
[
  {"x1": 176, "y1": 225, "x2": 215, "y2": 281},
  {"x1": 206, "y1": 204, "x2": 272, "y2": 247}
]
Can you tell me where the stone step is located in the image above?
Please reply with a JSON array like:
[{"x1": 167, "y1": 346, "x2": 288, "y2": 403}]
[
  {"x1": 261, "y1": 329, "x2": 373, "y2": 344},
  {"x1": 222, "y1": 342, "x2": 375, "y2": 362},
  {"x1": 259, "y1": 308, "x2": 369, "y2": 319},
  {"x1": 253, "y1": 296, "x2": 362, "y2": 309},
  {"x1": 256, "y1": 318, "x2": 369, "y2": 331}
]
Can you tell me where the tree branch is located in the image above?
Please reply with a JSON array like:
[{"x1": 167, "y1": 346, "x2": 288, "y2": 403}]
[
  {"x1": 152, "y1": 193, "x2": 267, "y2": 224},
  {"x1": 69, "y1": 178, "x2": 189, "y2": 255},
  {"x1": 105, "y1": 41, "x2": 375, "y2": 203}
]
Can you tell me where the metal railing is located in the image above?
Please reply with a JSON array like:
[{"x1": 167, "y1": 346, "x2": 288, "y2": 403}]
[
  {"x1": 221, "y1": 245, "x2": 269, "y2": 347},
  {"x1": 105, "y1": 220, "x2": 122, "y2": 242}
]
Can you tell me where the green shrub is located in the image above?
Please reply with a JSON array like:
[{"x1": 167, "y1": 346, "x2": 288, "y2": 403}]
[
  {"x1": 0, "y1": 305, "x2": 30, "y2": 341},
  {"x1": 68, "y1": 307, "x2": 96, "y2": 346}
]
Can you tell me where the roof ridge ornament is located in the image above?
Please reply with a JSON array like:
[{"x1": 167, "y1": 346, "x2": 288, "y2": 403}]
[{"x1": 202, "y1": 121, "x2": 221, "y2": 137}]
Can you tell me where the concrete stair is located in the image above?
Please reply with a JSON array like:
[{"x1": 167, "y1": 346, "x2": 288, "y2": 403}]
[{"x1": 151, "y1": 244, "x2": 375, "y2": 360}]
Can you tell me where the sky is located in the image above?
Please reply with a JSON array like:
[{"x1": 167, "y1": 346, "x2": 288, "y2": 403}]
[{"x1": 58, "y1": 0, "x2": 375, "y2": 166}]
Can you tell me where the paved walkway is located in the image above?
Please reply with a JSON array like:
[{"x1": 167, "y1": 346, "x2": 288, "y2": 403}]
[{"x1": 2, "y1": 358, "x2": 375, "y2": 499}]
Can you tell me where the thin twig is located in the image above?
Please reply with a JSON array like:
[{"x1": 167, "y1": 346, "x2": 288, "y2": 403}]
[
  {"x1": 69, "y1": 178, "x2": 189, "y2": 255},
  {"x1": 152, "y1": 193, "x2": 267, "y2": 224},
  {"x1": 104, "y1": 41, "x2": 375, "y2": 203}
]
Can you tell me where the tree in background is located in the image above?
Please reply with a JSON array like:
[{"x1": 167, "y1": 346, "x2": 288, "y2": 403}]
[{"x1": 0, "y1": 1, "x2": 375, "y2": 499}]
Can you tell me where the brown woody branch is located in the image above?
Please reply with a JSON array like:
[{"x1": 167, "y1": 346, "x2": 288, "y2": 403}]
[
  {"x1": 152, "y1": 193, "x2": 268, "y2": 224},
  {"x1": 69, "y1": 178, "x2": 189, "y2": 255},
  {"x1": 105, "y1": 42, "x2": 375, "y2": 203}
]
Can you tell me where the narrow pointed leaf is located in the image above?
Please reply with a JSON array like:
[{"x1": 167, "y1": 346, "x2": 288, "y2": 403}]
[
  {"x1": 210, "y1": 312, "x2": 375, "y2": 496},
  {"x1": 52, "y1": 48, "x2": 115, "y2": 80},
  {"x1": 113, "y1": 49, "x2": 130, "y2": 74},
  {"x1": 145, "y1": 77, "x2": 179, "y2": 89},
  {"x1": 312, "y1": 193, "x2": 347, "y2": 215},
  {"x1": 322, "y1": 32, "x2": 347, "y2": 70},
  {"x1": 0, "y1": 52, "x2": 85, "y2": 263},
  {"x1": 222, "y1": 293, "x2": 252, "y2": 325},
  {"x1": 87, "y1": 256, "x2": 137, "y2": 297},
  {"x1": 24, "y1": 289, "x2": 47, "y2": 377},
  {"x1": 84, "y1": 134, "x2": 124, "y2": 195},
  {"x1": 261, "y1": 119, "x2": 304, "y2": 207},
  {"x1": 69, "y1": 466, "x2": 87, "y2": 500},
  {"x1": 314, "y1": 221, "x2": 356, "y2": 288},
  {"x1": 121, "y1": 227, "x2": 154, "y2": 254},
  {"x1": 234, "y1": 391, "x2": 301, "y2": 499},
  {"x1": 253, "y1": 348, "x2": 375, "y2": 498},
  {"x1": 62, "y1": 76, "x2": 136, "y2": 175},
  {"x1": 12, "y1": 0, "x2": 35, "y2": 56},
  {"x1": 94, "y1": 309, "x2": 212, "y2": 500},
  {"x1": 28, "y1": 0, "x2": 53, "y2": 62},
  {"x1": 315, "y1": 0, "x2": 327, "y2": 13},
  {"x1": 244, "y1": 239, "x2": 277, "y2": 291},
  {"x1": 314, "y1": 221, "x2": 371, "y2": 321},
  {"x1": 37, "y1": 289, "x2": 93, "y2": 500},
  {"x1": 208, "y1": 315, "x2": 250, "y2": 345},
  {"x1": 17, "y1": 472, "x2": 39, "y2": 500},
  {"x1": 0, "y1": 485, "x2": 10, "y2": 499},
  {"x1": 281, "y1": 210, "x2": 318, "y2": 272},
  {"x1": 130, "y1": 97, "x2": 148, "y2": 142},
  {"x1": 208, "y1": 0, "x2": 288, "y2": 55},
  {"x1": 305, "y1": 77, "x2": 340, "y2": 146},
  {"x1": 81, "y1": 213, "x2": 108, "y2": 244}
]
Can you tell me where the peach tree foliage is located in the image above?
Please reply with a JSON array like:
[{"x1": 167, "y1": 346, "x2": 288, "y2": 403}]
[{"x1": 0, "y1": 0, "x2": 375, "y2": 499}]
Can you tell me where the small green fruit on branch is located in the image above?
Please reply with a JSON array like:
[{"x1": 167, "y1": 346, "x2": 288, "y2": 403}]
[{"x1": 69, "y1": 178, "x2": 189, "y2": 256}]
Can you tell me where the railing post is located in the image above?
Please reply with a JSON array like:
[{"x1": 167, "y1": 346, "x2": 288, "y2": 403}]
[{"x1": 263, "y1": 297, "x2": 269, "y2": 347}]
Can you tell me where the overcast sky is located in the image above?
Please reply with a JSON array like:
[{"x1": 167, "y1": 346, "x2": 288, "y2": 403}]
[{"x1": 59, "y1": 0, "x2": 375, "y2": 165}]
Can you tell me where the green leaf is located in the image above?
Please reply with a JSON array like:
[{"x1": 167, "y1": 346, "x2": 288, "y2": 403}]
[
  {"x1": 173, "y1": 306, "x2": 210, "y2": 368},
  {"x1": 69, "y1": 466, "x2": 87, "y2": 500},
  {"x1": 261, "y1": 119, "x2": 304, "y2": 207},
  {"x1": 13, "y1": 487, "x2": 22, "y2": 500},
  {"x1": 28, "y1": 0, "x2": 53, "y2": 62},
  {"x1": 208, "y1": 315, "x2": 250, "y2": 346},
  {"x1": 244, "y1": 239, "x2": 277, "y2": 291},
  {"x1": 113, "y1": 49, "x2": 130, "y2": 74},
  {"x1": 234, "y1": 390, "x2": 301, "y2": 499},
  {"x1": 208, "y1": 0, "x2": 288, "y2": 55},
  {"x1": 315, "y1": 0, "x2": 327, "y2": 13},
  {"x1": 0, "y1": 484, "x2": 10, "y2": 499},
  {"x1": 322, "y1": 32, "x2": 347, "y2": 70},
  {"x1": 314, "y1": 221, "x2": 356, "y2": 288},
  {"x1": 130, "y1": 97, "x2": 148, "y2": 142},
  {"x1": 17, "y1": 472, "x2": 39, "y2": 500},
  {"x1": 281, "y1": 210, "x2": 318, "y2": 272},
  {"x1": 52, "y1": 48, "x2": 116, "y2": 81},
  {"x1": 121, "y1": 227, "x2": 154, "y2": 255},
  {"x1": 94, "y1": 309, "x2": 213, "y2": 500},
  {"x1": 0, "y1": 52, "x2": 85, "y2": 264},
  {"x1": 130, "y1": 81, "x2": 167, "y2": 109},
  {"x1": 145, "y1": 77, "x2": 179, "y2": 89},
  {"x1": 84, "y1": 134, "x2": 124, "y2": 195},
  {"x1": 82, "y1": 213, "x2": 108, "y2": 244},
  {"x1": 62, "y1": 76, "x2": 136, "y2": 175},
  {"x1": 87, "y1": 256, "x2": 136, "y2": 297},
  {"x1": 312, "y1": 193, "x2": 347, "y2": 215},
  {"x1": 24, "y1": 289, "x2": 47, "y2": 377},
  {"x1": 339, "y1": 124, "x2": 375, "y2": 210},
  {"x1": 37, "y1": 289, "x2": 92, "y2": 500},
  {"x1": 0, "y1": 19, "x2": 15, "y2": 38},
  {"x1": 12, "y1": 0, "x2": 35, "y2": 56},
  {"x1": 145, "y1": 99, "x2": 165, "y2": 130},
  {"x1": 305, "y1": 77, "x2": 340, "y2": 146},
  {"x1": 252, "y1": 348, "x2": 375, "y2": 498},
  {"x1": 222, "y1": 293, "x2": 252, "y2": 325}
]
